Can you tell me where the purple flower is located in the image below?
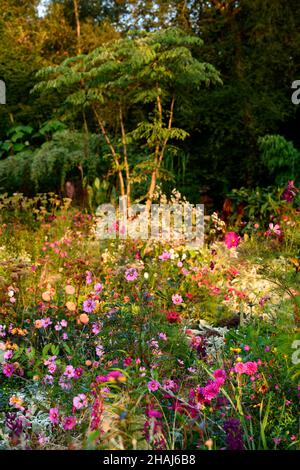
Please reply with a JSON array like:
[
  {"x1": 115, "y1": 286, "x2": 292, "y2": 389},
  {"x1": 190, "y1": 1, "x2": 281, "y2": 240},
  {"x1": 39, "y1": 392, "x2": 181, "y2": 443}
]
[
  {"x1": 59, "y1": 376, "x2": 72, "y2": 390},
  {"x1": 282, "y1": 180, "x2": 297, "y2": 203},
  {"x1": 41, "y1": 317, "x2": 52, "y2": 328},
  {"x1": 224, "y1": 418, "x2": 244, "y2": 450},
  {"x1": 83, "y1": 299, "x2": 96, "y2": 313},
  {"x1": 125, "y1": 268, "x2": 138, "y2": 282},
  {"x1": 43, "y1": 375, "x2": 54, "y2": 385},
  {"x1": 92, "y1": 322, "x2": 102, "y2": 334}
]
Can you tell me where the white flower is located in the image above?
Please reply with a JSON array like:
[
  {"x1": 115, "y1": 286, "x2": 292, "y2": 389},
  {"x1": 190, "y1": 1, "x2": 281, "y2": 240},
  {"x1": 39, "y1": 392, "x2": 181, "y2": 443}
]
[{"x1": 144, "y1": 272, "x2": 149, "y2": 280}]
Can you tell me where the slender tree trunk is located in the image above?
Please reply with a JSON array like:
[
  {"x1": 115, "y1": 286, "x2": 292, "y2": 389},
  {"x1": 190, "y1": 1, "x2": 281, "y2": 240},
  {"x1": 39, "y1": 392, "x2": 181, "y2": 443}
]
[
  {"x1": 119, "y1": 106, "x2": 131, "y2": 208},
  {"x1": 158, "y1": 96, "x2": 175, "y2": 166},
  {"x1": 73, "y1": 0, "x2": 81, "y2": 55},
  {"x1": 93, "y1": 106, "x2": 126, "y2": 199},
  {"x1": 145, "y1": 96, "x2": 175, "y2": 211}
]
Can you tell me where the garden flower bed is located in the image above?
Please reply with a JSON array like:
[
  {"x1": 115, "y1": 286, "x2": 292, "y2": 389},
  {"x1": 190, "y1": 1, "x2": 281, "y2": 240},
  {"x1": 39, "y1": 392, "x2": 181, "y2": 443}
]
[{"x1": 0, "y1": 195, "x2": 299, "y2": 450}]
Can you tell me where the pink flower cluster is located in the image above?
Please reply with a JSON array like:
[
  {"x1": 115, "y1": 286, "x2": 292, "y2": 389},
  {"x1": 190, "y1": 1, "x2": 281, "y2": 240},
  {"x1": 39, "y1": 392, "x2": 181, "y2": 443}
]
[
  {"x1": 197, "y1": 369, "x2": 226, "y2": 403},
  {"x1": 234, "y1": 361, "x2": 258, "y2": 375}
]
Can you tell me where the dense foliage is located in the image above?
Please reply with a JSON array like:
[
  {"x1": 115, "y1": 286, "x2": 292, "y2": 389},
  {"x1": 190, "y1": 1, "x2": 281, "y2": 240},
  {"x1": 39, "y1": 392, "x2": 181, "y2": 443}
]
[{"x1": 1, "y1": 0, "x2": 300, "y2": 203}]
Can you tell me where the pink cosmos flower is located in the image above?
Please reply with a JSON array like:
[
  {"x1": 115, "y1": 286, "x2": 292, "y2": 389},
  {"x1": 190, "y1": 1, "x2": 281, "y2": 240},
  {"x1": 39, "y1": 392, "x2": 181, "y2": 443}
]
[
  {"x1": 92, "y1": 322, "x2": 101, "y2": 334},
  {"x1": 147, "y1": 380, "x2": 160, "y2": 392},
  {"x1": 159, "y1": 251, "x2": 171, "y2": 261},
  {"x1": 234, "y1": 362, "x2": 247, "y2": 374},
  {"x1": 86, "y1": 271, "x2": 92, "y2": 284},
  {"x1": 163, "y1": 379, "x2": 175, "y2": 390},
  {"x1": 244, "y1": 361, "x2": 258, "y2": 376},
  {"x1": 2, "y1": 363, "x2": 14, "y2": 378},
  {"x1": 64, "y1": 365, "x2": 75, "y2": 378},
  {"x1": 224, "y1": 232, "x2": 241, "y2": 249},
  {"x1": 4, "y1": 350, "x2": 13, "y2": 360},
  {"x1": 96, "y1": 345, "x2": 104, "y2": 357},
  {"x1": 172, "y1": 294, "x2": 183, "y2": 305},
  {"x1": 41, "y1": 317, "x2": 52, "y2": 328},
  {"x1": 266, "y1": 223, "x2": 282, "y2": 237},
  {"x1": 158, "y1": 332, "x2": 167, "y2": 341},
  {"x1": 48, "y1": 363, "x2": 57, "y2": 374},
  {"x1": 49, "y1": 408, "x2": 59, "y2": 425},
  {"x1": 63, "y1": 416, "x2": 77, "y2": 430},
  {"x1": 73, "y1": 393, "x2": 88, "y2": 410},
  {"x1": 94, "y1": 283, "x2": 103, "y2": 293},
  {"x1": 125, "y1": 268, "x2": 138, "y2": 282},
  {"x1": 60, "y1": 320, "x2": 68, "y2": 327}
]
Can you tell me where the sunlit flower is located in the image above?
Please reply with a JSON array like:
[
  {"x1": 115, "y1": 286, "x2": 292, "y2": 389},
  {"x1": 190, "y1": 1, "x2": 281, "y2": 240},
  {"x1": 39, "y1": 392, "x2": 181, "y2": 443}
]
[
  {"x1": 79, "y1": 313, "x2": 89, "y2": 324},
  {"x1": 65, "y1": 285, "x2": 75, "y2": 295},
  {"x1": 159, "y1": 251, "x2": 171, "y2": 261},
  {"x1": 66, "y1": 301, "x2": 76, "y2": 312}
]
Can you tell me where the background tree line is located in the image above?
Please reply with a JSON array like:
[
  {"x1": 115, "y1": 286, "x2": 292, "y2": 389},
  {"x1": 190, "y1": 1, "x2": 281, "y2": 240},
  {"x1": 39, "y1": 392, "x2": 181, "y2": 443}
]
[{"x1": 0, "y1": 0, "x2": 300, "y2": 208}]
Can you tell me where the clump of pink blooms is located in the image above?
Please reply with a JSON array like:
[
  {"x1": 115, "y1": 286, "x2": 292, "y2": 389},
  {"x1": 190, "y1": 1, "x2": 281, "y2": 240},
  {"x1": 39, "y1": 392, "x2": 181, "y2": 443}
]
[
  {"x1": 195, "y1": 369, "x2": 226, "y2": 404},
  {"x1": 234, "y1": 361, "x2": 258, "y2": 375}
]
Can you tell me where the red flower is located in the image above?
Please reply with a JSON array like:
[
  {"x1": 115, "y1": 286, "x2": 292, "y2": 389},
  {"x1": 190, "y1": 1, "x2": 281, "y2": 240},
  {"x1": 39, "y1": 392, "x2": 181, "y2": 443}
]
[{"x1": 165, "y1": 311, "x2": 181, "y2": 323}]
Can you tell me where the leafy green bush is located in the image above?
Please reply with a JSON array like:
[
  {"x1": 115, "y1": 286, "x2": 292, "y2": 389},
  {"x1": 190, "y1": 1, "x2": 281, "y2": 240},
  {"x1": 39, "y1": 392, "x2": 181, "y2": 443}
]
[{"x1": 258, "y1": 135, "x2": 300, "y2": 185}]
